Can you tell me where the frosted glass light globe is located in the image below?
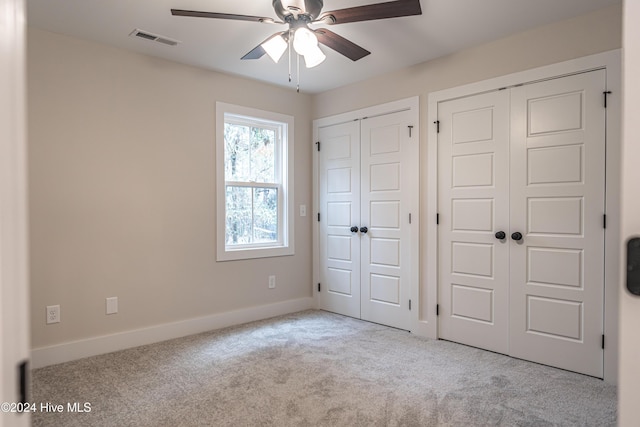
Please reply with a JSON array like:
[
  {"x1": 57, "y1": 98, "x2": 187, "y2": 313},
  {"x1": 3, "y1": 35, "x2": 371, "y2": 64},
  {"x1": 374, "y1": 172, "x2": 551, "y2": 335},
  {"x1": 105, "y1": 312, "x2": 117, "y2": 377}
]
[{"x1": 293, "y1": 27, "x2": 318, "y2": 56}]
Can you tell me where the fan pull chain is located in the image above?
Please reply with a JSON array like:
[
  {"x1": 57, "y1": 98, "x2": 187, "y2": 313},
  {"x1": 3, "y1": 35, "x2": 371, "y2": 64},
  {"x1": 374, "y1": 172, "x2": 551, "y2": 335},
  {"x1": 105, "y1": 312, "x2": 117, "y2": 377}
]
[
  {"x1": 288, "y1": 30, "x2": 292, "y2": 83},
  {"x1": 296, "y1": 53, "x2": 300, "y2": 93}
]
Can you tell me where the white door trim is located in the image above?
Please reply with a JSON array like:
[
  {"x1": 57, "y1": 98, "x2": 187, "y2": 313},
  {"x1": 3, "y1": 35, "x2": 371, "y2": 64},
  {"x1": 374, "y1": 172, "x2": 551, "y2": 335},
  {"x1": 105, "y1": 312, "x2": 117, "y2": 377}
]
[
  {"x1": 0, "y1": 0, "x2": 30, "y2": 424},
  {"x1": 313, "y1": 97, "x2": 420, "y2": 331},
  {"x1": 426, "y1": 50, "x2": 621, "y2": 383}
]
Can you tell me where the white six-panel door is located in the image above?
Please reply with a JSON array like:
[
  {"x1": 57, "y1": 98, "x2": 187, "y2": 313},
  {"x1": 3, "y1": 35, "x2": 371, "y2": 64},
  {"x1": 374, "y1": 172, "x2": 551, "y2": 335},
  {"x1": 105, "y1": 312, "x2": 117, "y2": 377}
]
[
  {"x1": 438, "y1": 90, "x2": 511, "y2": 354},
  {"x1": 438, "y1": 70, "x2": 606, "y2": 377},
  {"x1": 509, "y1": 70, "x2": 606, "y2": 377},
  {"x1": 360, "y1": 111, "x2": 414, "y2": 330},
  {"x1": 319, "y1": 109, "x2": 416, "y2": 331},
  {"x1": 318, "y1": 121, "x2": 362, "y2": 319}
]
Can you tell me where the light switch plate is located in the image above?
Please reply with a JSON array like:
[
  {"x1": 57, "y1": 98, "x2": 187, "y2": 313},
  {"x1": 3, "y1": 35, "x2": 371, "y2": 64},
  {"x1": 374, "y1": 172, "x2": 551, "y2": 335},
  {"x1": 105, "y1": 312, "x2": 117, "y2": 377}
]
[{"x1": 106, "y1": 297, "x2": 118, "y2": 315}]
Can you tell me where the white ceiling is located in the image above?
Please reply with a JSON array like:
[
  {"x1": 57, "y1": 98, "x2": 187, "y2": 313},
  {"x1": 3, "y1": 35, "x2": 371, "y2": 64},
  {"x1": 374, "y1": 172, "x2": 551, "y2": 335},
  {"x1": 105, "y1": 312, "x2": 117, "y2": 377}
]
[{"x1": 27, "y1": 0, "x2": 620, "y2": 94}]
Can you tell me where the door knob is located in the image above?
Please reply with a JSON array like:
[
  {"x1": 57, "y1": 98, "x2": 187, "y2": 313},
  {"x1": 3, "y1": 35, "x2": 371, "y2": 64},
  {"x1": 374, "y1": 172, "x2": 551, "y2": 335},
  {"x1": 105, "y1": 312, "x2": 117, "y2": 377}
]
[
  {"x1": 350, "y1": 226, "x2": 359, "y2": 233},
  {"x1": 495, "y1": 231, "x2": 506, "y2": 240},
  {"x1": 360, "y1": 226, "x2": 368, "y2": 234},
  {"x1": 511, "y1": 232, "x2": 523, "y2": 241}
]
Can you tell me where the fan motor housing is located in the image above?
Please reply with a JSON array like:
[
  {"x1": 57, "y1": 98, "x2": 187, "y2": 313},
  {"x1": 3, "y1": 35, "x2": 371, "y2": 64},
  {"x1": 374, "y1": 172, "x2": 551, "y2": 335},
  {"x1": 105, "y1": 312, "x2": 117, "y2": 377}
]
[{"x1": 273, "y1": 0, "x2": 324, "y2": 21}]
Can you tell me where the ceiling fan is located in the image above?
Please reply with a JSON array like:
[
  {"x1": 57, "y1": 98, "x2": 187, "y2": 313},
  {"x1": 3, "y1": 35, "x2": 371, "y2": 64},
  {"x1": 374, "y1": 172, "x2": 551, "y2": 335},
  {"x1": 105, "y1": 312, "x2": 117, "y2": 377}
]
[{"x1": 171, "y1": 0, "x2": 423, "y2": 68}]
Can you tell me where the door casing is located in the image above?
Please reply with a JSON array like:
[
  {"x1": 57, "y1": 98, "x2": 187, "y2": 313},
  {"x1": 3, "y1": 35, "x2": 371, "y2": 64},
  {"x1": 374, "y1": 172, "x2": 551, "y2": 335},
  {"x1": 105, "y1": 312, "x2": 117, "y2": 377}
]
[
  {"x1": 437, "y1": 70, "x2": 607, "y2": 378},
  {"x1": 0, "y1": 0, "x2": 31, "y2": 424},
  {"x1": 426, "y1": 50, "x2": 621, "y2": 383}
]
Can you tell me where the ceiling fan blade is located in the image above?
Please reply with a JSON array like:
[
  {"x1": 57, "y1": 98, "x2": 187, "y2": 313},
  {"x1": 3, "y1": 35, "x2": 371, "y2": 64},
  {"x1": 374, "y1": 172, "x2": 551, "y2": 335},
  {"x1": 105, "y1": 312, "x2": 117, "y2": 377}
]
[
  {"x1": 241, "y1": 45, "x2": 267, "y2": 60},
  {"x1": 317, "y1": 0, "x2": 422, "y2": 25},
  {"x1": 171, "y1": 9, "x2": 279, "y2": 24},
  {"x1": 314, "y1": 29, "x2": 371, "y2": 61},
  {"x1": 241, "y1": 32, "x2": 288, "y2": 60}
]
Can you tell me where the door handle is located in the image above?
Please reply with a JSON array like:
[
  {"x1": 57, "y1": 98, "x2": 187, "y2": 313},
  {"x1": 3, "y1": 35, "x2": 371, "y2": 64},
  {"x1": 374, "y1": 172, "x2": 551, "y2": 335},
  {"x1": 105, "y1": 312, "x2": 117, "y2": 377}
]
[
  {"x1": 360, "y1": 226, "x2": 368, "y2": 234},
  {"x1": 350, "y1": 226, "x2": 359, "y2": 233},
  {"x1": 511, "y1": 232, "x2": 523, "y2": 241},
  {"x1": 495, "y1": 231, "x2": 506, "y2": 240}
]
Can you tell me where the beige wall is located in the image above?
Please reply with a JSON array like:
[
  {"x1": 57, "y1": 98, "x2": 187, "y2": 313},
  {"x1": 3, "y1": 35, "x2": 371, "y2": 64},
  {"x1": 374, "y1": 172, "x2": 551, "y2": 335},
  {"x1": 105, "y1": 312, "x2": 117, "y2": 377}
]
[
  {"x1": 28, "y1": 28, "x2": 313, "y2": 348},
  {"x1": 619, "y1": 0, "x2": 640, "y2": 424},
  {"x1": 28, "y1": 4, "x2": 622, "y2": 351}
]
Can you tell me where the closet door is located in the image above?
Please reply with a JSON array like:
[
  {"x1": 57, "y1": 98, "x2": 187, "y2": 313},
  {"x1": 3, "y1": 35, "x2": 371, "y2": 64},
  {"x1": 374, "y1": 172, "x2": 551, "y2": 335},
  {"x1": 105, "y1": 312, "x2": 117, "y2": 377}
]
[
  {"x1": 437, "y1": 70, "x2": 607, "y2": 377},
  {"x1": 318, "y1": 121, "x2": 361, "y2": 319},
  {"x1": 318, "y1": 109, "x2": 417, "y2": 331},
  {"x1": 360, "y1": 111, "x2": 415, "y2": 331},
  {"x1": 437, "y1": 90, "x2": 511, "y2": 353},
  {"x1": 509, "y1": 70, "x2": 606, "y2": 377}
]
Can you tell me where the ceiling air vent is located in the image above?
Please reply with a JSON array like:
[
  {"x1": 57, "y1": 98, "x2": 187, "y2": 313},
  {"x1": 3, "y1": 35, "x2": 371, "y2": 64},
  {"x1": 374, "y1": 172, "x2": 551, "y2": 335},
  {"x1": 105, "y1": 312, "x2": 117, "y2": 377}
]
[{"x1": 129, "y1": 29, "x2": 180, "y2": 47}]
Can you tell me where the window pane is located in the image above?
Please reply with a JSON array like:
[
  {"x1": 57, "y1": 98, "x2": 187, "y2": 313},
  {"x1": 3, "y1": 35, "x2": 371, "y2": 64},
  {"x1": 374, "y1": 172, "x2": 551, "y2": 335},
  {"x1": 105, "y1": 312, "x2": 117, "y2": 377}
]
[
  {"x1": 226, "y1": 186, "x2": 278, "y2": 246},
  {"x1": 225, "y1": 186, "x2": 252, "y2": 245},
  {"x1": 218, "y1": 104, "x2": 293, "y2": 260},
  {"x1": 251, "y1": 127, "x2": 276, "y2": 183},
  {"x1": 224, "y1": 123, "x2": 251, "y2": 182},
  {"x1": 253, "y1": 187, "x2": 278, "y2": 243}
]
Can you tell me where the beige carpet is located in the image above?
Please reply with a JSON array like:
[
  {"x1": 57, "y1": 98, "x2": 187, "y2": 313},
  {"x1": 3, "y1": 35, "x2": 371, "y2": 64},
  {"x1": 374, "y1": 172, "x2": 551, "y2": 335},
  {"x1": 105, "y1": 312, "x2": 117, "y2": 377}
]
[{"x1": 32, "y1": 310, "x2": 616, "y2": 426}]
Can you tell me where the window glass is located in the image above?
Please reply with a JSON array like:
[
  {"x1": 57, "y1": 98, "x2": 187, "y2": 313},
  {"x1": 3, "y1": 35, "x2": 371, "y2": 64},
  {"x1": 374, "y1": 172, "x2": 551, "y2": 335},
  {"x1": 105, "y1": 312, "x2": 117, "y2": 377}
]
[{"x1": 216, "y1": 103, "x2": 294, "y2": 261}]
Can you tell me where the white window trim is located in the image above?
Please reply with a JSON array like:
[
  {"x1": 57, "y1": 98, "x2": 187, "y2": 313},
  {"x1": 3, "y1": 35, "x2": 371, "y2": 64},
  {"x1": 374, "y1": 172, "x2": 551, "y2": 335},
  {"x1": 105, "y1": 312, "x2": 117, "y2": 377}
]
[{"x1": 216, "y1": 102, "x2": 294, "y2": 261}]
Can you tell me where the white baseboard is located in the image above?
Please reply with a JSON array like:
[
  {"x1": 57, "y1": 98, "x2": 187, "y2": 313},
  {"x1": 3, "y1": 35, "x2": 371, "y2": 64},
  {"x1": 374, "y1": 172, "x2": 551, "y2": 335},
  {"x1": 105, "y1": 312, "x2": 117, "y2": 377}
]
[{"x1": 31, "y1": 297, "x2": 314, "y2": 369}]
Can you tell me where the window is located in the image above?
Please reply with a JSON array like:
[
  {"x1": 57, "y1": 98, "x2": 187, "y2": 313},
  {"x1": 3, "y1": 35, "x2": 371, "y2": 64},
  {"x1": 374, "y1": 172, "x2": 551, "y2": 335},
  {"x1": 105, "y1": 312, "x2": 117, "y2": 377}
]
[{"x1": 216, "y1": 103, "x2": 294, "y2": 261}]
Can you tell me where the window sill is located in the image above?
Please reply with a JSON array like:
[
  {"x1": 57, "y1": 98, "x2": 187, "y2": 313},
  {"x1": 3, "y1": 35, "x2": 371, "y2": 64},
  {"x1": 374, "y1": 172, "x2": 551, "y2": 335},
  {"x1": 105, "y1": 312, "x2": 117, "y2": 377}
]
[{"x1": 216, "y1": 245, "x2": 295, "y2": 262}]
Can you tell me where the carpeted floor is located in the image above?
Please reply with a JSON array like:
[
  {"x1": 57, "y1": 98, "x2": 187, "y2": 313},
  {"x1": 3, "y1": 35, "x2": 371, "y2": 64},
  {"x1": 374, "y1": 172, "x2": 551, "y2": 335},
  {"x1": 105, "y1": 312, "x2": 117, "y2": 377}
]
[{"x1": 32, "y1": 310, "x2": 616, "y2": 426}]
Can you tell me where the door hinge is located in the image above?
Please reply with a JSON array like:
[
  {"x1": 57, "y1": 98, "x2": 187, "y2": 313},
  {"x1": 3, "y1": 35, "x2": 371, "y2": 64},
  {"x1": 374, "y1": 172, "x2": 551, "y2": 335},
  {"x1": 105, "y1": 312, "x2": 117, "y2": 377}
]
[
  {"x1": 317, "y1": 212, "x2": 320, "y2": 222},
  {"x1": 434, "y1": 120, "x2": 440, "y2": 133},
  {"x1": 436, "y1": 213, "x2": 440, "y2": 225},
  {"x1": 436, "y1": 304, "x2": 440, "y2": 316},
  {"x1": 603, "y1": 91, "x2": 612, "y2": 108},
  {"x1": 409, "y1": 299, "x2": 412, "y2": 310},
  {"x1": 602, "y1": 334, "x2": 605, "y2": 349},
  {"x1": 19, "y1": 360, "x2": 28, "y2": 405},
  {"x1": 409, "y1": 213, "x2": 412, "y2": 224},
  {"x1": 316, "y1": 141, "x2": 320, "y2": 151},
  {"x1": 408, "y1": 125, "x2": 414, "y2": 137},
  {"x1": 318, "y1": 283, "x2": 321, "y2": 292},
  {"x1": 603, "y1": 214, "x2": 607, "y2": 229}
]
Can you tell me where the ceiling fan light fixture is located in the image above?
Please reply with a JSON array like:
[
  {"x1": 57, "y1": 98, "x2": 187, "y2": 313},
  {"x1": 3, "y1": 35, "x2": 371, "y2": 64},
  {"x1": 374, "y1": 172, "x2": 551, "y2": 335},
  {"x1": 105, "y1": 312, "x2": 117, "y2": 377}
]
[
  {"x1": 303, "y1": 45, "x2": 326, "y2": 68},
  {"x1": 172, "y1": 0, "x2": 424, "y2": 88},
  {"x1": 292, "y1": 27, "x2": 318, "y2": 56},
  {"x1": 262, "y1": 34, "x2": 288, "y2": 63}
]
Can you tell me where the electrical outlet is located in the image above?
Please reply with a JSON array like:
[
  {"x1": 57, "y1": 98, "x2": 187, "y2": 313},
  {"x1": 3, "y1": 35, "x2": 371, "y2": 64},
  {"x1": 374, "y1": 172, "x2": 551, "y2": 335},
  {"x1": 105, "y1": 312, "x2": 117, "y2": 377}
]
[
  {"x1": 106, "y1": 297, "x2": 118, "y2": 315},
  {"x1": 46, "y1": 305, "x2": 60, "y2": 324},
  {"x1": 299, "y1": 204, "x2": 307, "y2": 217},
  {"x1": 268, "y1": 275, "x2": 276, "y2": 289}
]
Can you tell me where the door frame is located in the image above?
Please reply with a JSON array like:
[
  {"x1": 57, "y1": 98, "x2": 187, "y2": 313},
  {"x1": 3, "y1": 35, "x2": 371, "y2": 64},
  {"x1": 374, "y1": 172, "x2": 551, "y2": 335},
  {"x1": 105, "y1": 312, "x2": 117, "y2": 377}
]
[
  {"x1": 0, "y1": 0, "x2": 30, "y2": 424},
  {"x1": 426, "y1": 50, "x2": 621, "y2": 383},
  {"x1": 312, "y1": 96, "x2": 420, "y2": 331}
]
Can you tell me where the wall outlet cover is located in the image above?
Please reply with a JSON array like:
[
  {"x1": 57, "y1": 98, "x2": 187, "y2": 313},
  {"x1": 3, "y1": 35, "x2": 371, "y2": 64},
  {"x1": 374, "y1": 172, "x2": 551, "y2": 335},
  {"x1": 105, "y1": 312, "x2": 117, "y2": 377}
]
[{"x1": 46, "y1": 305, "x2": 60, "y2": 324}]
